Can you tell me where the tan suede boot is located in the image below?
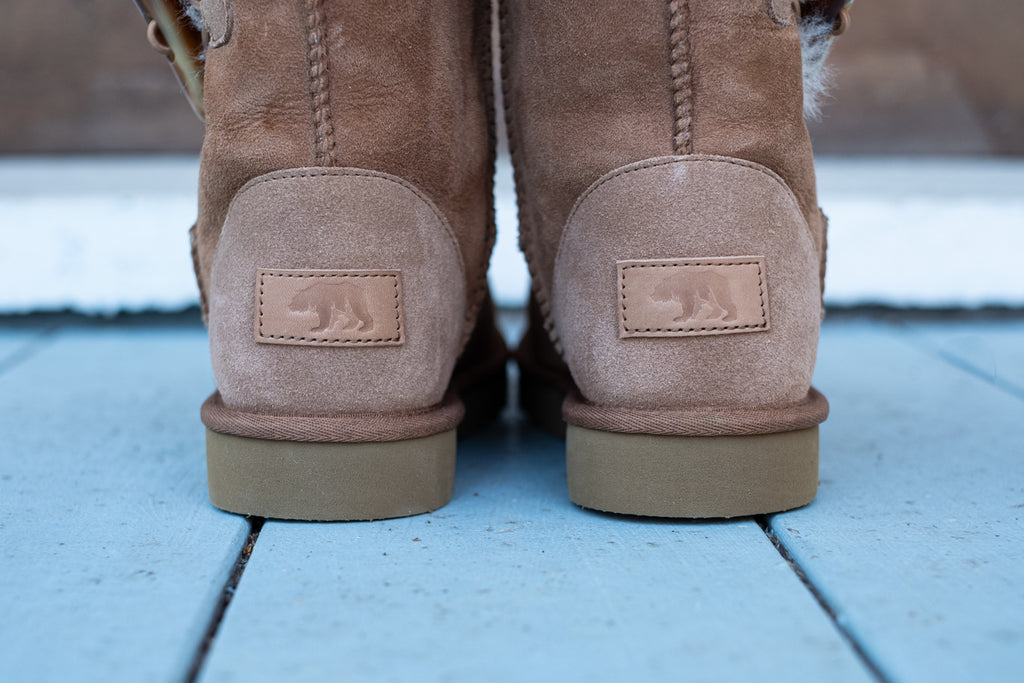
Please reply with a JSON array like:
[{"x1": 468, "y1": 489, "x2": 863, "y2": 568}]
[
  {"x1": 137, "y1": 0, "x2": 504, "y2": 520},
  {"x1": 503, "y1": 0, "x2": 849, "y2": 517}
]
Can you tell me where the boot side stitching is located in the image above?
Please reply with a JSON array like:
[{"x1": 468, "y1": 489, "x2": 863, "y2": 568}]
[
  {"x1": 189, "y1": 222, "x2": 209, "y2": 321},
  {"x1": 562, "y1": 386, "x2": 829, "y2": 436},
  {"x1": 668, "y1": 0, "x2": 694, "y2": 154},
  {"x1": 306, "y1": 0, "x2": 337, "y2": 166},
  {"x1": 201, "y1": 390, "x2": 465, "y2": 443},
  {"x1": 461, "y1": 0, "x2": 500, "y2": 348},
  {"x1": 496, "y1": 0, "x2": 561, "y2": 350}
]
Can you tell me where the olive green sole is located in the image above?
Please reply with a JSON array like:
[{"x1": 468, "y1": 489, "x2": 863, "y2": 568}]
[
  {"x1": 206, "y1": 429, "x2": 456, "y2": 521},
  {"x1": 566, "y1": 425, "x2": 819, "y2": 518}
]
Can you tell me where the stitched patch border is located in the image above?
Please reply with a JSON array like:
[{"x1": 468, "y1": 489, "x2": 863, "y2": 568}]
[
  {"x1": 617, "y1": 257, "x2": 770, "y2": 338},
  {"x1": 255, "y1": 268, "x2": 404, "y2": 347}
]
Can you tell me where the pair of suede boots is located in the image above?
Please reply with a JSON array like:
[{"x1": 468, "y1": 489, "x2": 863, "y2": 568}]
[{"x1": 137, "y1": 0, "x2": 850, "y2": 521}]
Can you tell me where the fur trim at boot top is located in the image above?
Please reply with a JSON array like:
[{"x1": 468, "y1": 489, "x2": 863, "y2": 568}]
[
  {"x1": 799, "y1": 16, "x2": 834, "y2": 120},
  {"x1": 799, "y1": 0, "x2": 853, "y2": 120},
  {"x1": 178, "y1": 0, "x2": 846, "y2": 121},
  {"x1": 181, "y1": 0, "x2": 202, "y2": 31}
]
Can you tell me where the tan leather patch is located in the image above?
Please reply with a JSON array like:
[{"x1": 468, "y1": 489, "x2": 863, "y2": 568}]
[
  {"x1": 255, "y1": 269, "x2": 403, "y2": 347},
  {"x1": 617, "y1": 257, "x2": 770, "y2": 338}
]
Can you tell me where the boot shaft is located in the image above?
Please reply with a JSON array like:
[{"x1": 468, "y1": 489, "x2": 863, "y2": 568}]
[
  {"x1": 195, "y1": 0, "x2": 495, "y2": 318},
  {"x1": 502, "y1": 0, "x2": 831, "y2": 414},
  {"x1": 502, "y1": 0, "x2": 841, "y2": 517},
  {"x1": 186, "y1": 1, "x2": 506, "y2": 520},
  {"x1": 501, "y1": 0, "x2": 824, "y2": 310}
]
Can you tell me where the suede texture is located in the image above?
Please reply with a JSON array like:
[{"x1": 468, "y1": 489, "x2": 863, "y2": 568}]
[
  {"x1": 196, "y1": 0, "x2": 494, "y2": 335},
  {"x1": 552, "y1": 156, "x2": 819, "y2": 410},
  {"x1": 503, "y1": 0, "x2": 827, "y2": 422},
  {"x1": 209, "y1": 168, "x2": 466, "y2": 416},
  {"x1": 500, "y1": 0, "x2": 676, "y2": 324},
  {"x1": 686, "y1": 0, "x2": 825, "y2": 256}
]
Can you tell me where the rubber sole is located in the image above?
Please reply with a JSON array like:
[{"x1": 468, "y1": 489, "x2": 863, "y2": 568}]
[
  {"x1": 206, "y1": 428, "x2": 456, "y2": 521},
  {"x1": 566, "y1": 424, "x2": 819, "y2": 518}
]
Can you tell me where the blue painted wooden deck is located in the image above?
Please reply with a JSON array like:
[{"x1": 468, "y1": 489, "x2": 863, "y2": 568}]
[{"x1": 1, "y1": 313, "x2": 1021, "y2": 682}]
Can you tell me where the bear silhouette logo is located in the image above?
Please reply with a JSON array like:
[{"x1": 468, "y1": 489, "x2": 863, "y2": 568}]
[
  {"x1": 256, "y1": 269, "x2": 403, "y2": 347},
  {"x1": 650, "y1": 270, "x2": 738, "y2": 325},
  {"x1": 617, "y1": 258, "x2": 769, "y2": 338},
  {"x1": 288, "y1": 281, "x2": 375, "y2": 333}
]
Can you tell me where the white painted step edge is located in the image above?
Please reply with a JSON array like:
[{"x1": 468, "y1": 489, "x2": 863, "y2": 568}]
[{"x1": 1, "y1": 156, "x2": 1021, "y2": 314}]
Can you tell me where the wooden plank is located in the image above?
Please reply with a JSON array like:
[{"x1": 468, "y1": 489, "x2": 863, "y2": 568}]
[
  {"x1": 0, "y1": 328, "x2": 50, "y2": 373},
  {"x1": 770, "y1": 321, "x2": 1024, "y2": 683},
  {"x1": 910, "y1": 321, "x2": 1024, "y2": 397},
  {"x1": 202, "y1": 418, "x2": 872, "y2": 683},
  {"x1": 0, "y1": 326, "x2": 249, "y2": 682}
]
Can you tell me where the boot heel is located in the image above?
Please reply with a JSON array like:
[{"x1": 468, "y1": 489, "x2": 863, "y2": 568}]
[
  {"x1": 566, "y1": 425, "x2": 819, "y2": 518},
  {"x1": 206, "y1": 168, "x2": 470, "y2": 520},
  {"x1": 206, "y1": 429, "x2": 456, "y2": 521}
]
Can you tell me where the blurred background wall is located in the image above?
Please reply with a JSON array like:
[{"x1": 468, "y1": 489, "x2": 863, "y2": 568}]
[
  {"x1": 2, "y1": 1, "x2": 1022, "y2": 314},
  {"x1": 1, "y1": 0, "x2": 1022, "y2": 156}
]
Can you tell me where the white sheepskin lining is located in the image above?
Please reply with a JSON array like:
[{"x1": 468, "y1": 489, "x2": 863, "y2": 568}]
[
  {"x1": 798, "y1": 15, "x2": 838, "y2": 120},
  {"x1": 181, "y1": 1, "x2": 202, "y2": 30}
]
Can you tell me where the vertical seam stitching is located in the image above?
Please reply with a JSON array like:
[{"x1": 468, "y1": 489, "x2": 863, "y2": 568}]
[
  {"x1": 306, "y1": 0, "x2": 337, "y2": 166},
  {"x1": 668, "y1": 0, "x2": 694, "y2": 154}
]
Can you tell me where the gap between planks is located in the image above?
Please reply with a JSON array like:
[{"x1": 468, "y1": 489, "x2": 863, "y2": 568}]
[
  {"x1": 756, "y1": 318, "x2": 1024, "y2": 683},
  {"x1": 0, "y1": 326, "x2": 60, "y2": 377},
  {"x1": 897, "y1": 326, "x2": 1024, "y2": 403},
  {"x1": 109, "y1": 314, "x2": 1021, "y2": 682},
  {"x1": 183, "y1": 517, "x2": 265, "y2": 683},
  {"x1": 756, "y1": 516, "x2": 892, "y2": 683},
  {"x1": 181, "y1": 507, "x2": 892, "y2": 682}
]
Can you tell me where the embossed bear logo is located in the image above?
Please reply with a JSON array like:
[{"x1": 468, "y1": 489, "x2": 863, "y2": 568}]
[
  {"x1": 288, "y1": 281, "x2": 375, "y2": 333},
  {"x1": 650, "y1": 271, "x2": 738, "y2": 325}
]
